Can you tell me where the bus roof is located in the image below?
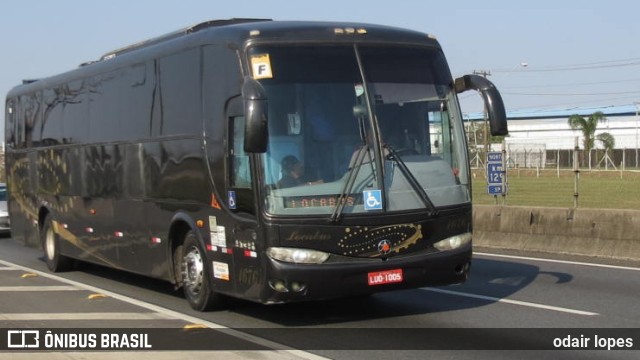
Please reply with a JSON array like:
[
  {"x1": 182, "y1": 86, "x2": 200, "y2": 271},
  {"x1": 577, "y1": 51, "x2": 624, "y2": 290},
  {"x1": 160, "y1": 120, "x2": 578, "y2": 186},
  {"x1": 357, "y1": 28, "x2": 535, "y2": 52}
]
[
  {"x1": 99, "y1": 18, "x2": 272, "y2": 61},
  {"x1": 8, "y1": 19, "x2": 440, "y2": 98}
]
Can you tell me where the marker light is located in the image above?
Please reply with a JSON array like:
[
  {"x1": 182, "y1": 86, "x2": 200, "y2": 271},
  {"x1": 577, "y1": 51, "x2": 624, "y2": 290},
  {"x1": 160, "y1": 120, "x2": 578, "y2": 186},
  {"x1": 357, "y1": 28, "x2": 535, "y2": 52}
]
[
  {"x1": 434, "y1": 233, "x2": 472, "y2": 251},
  {"x1": 267, "y1": 247, "x2": 330, "y2": 264},
  {"x1": 334, "y1": 28, "x2": 367, "y2": 35}
]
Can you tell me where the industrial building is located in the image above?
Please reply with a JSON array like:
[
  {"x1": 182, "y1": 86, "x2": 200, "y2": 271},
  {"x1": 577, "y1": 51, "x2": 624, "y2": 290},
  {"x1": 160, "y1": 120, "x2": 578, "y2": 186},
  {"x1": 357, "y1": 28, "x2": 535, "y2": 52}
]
[{"x1": 466, "y1": 104, "x2": 640, "y2": 168}]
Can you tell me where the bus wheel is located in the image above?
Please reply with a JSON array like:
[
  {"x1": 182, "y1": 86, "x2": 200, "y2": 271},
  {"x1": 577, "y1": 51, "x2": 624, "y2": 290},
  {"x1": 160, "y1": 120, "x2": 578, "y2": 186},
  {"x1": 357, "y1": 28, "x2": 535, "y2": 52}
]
[
  {"x1": 181, "y1": 231, "x2": 222, "y2": 311},
  {"x1": 42, "y1": 215, "x2": 73, "y2": 272}
]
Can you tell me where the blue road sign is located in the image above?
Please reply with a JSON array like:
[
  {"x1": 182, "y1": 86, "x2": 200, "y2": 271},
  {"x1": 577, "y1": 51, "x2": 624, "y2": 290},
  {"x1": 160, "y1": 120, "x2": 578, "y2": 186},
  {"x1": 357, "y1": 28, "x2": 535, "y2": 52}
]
[
  {"x1": 488, "y1": 184, "x2": 506, "y2": 195},
  {"x1": 487, "y1": 164, "x2": 505, "y2": 184},
  {"x1": 487, "y1": 152, "x2": 503, "y2": 163},
  {"x1": 486, "y1": 152, "x2": 506, "y2": 195}
]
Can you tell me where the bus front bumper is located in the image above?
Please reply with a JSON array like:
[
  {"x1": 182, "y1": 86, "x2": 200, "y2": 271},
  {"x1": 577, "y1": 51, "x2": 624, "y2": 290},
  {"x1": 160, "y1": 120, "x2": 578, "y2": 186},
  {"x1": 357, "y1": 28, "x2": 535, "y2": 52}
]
[{"x1": 261, "y1": 244, "x2": 471, "y2": 304}]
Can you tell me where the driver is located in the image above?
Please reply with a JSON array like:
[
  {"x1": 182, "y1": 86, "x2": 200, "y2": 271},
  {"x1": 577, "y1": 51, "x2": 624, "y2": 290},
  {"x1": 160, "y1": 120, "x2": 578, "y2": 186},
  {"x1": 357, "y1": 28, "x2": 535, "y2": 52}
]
[{"x1": 277, "y1": 155, "x2": 323, "y2": 188}]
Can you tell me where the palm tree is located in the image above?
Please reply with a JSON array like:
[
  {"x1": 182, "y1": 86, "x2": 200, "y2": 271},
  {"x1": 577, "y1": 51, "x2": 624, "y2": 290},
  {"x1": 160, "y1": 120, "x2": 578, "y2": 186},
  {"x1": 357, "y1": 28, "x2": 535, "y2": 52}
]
[
  {"x1": 568, "y1": 111, "x2": 607, "y2": 151},
  {"x1": 568, "y1": 111, "x2": 607, "y2": 166},
  {"x1": 595, "y1": 132, "x2": 616, "y2": 169},
  {"x1": 596, "y1": 132, "x2": 615, "y2": 151}
]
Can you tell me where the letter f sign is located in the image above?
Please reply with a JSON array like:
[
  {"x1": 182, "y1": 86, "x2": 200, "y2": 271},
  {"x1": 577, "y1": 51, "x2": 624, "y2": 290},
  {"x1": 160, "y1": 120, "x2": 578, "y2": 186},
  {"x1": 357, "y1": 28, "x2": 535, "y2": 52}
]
[{"x1": 251, "y1": 54, "x2": 273, "y2": 79}]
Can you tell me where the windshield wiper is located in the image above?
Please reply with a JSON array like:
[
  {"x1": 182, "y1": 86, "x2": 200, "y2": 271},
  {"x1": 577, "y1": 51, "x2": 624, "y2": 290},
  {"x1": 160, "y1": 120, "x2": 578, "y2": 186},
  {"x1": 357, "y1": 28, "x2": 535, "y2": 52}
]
[
  {"x1": 330, "y1": 145, "x2": 369, "y2": 223},
  {"x1": 384, "y1": 144, "x2": 438, "y2": 215}
]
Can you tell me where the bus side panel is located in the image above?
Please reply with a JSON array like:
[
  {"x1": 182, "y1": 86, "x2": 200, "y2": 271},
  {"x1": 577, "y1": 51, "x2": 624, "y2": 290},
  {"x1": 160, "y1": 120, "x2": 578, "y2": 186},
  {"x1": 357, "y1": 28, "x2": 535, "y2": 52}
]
[
  {"x1": 115, "y1": 143, "x2": 164, "y2": 277},
  {"x1": 6, "y1": 96, "x2": 40, "y2": 247},
  {"x1": 34, "y1": 144, "x2": 123, "y2": 267},
  {"x1": 62, "y1": 146, "x2": 89, "y2": 261},
  {"x1": 130, "y1": 138, "x2": 212, "y2": 279},
  {"x1": 6, "y1": 151, "x2": 34, "y2": 246}
]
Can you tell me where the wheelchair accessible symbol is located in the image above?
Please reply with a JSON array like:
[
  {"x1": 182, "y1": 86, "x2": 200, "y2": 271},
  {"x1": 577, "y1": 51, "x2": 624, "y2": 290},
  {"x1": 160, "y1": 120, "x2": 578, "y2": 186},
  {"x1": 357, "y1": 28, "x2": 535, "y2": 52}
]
[
  {"x1": 228, "y1": 191, "x2": 237, "y2": 210},
  {"x1": 363, "y1": 190, "x2": 383, "y2": 210}
]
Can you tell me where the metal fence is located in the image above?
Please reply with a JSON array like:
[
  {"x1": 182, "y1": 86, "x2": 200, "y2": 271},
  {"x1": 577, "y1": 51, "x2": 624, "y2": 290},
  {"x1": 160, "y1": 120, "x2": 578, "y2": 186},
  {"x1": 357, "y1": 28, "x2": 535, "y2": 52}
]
[
  {"x1": 471, "y1": 147, "x2": 640, "y2": 170},
  {"x1": 512, "y1": 148, "x2": 640, "y2": 170}
]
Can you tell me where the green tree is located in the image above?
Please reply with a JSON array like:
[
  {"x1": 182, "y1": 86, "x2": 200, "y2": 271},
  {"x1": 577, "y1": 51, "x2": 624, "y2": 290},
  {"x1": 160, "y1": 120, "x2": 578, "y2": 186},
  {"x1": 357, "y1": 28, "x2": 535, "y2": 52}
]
[
  {"x1": 568, "y1": 111, "x2": 607, "y2": 166},
  {"x1": 595, "y1": 132, "x2": 616, "y2": 168},
  {"x1": 568, "y1": 111, "x2": 607, "y2": 153},
  {"x1": 596, "y1": 132, "x2": 615, "y2": 151}
]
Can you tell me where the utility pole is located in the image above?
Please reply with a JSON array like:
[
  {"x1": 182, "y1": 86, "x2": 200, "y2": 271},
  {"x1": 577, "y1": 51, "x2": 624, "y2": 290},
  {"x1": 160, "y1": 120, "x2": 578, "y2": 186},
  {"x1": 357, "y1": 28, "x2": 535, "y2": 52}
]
[{"x1": 635, "y1": 102, "x2": 639, "y2": 168}]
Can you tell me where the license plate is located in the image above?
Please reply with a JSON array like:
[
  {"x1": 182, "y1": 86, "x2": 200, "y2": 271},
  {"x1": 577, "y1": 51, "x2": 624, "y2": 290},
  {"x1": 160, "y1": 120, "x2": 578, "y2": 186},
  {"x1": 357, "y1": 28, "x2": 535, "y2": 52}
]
[{"x1": 368, "y1": 269, "x2": 403, "y2": 286}]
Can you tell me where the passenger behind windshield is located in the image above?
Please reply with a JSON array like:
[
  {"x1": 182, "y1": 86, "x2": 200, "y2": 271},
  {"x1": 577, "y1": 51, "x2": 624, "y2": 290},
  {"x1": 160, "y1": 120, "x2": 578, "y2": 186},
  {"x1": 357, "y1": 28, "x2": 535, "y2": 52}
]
[{"x1": 277, "y1": 155, "x2": 323, "y2": 189}]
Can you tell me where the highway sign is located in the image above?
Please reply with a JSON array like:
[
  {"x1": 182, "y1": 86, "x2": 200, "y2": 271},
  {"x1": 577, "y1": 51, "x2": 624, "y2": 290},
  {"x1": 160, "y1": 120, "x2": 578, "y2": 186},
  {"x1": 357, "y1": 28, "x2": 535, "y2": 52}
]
[
  {"x1": 488, "y1": 184, "x2": 507, "y2": 195},
  {"x1": 487, "y1": 152, "x2": 503, "y2": 163},
  {"x1": 487, "y1": 163, "x2": 505, "y2": 183},
  {"x1": 486, "y1": 151, "x2": 507, "y2": 195}
]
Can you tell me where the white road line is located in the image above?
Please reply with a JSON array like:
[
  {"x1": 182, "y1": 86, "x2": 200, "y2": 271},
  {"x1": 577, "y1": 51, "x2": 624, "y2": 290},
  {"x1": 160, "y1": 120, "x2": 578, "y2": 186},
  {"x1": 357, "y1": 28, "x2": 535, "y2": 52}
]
[
  {"x1": 0, "y1": 259, "x2": 327, "y2": 360},
  {"x1": 0, "y1": 312, "x2": 173, "y2": 321},
  {"x1": 422, "y1": 287, "x2": 599, "y2": 316},
  {"x1": 0, "y1": 286, "x2": 80, "y2": 291},
  {"x1": 475, "y1": 252, "x2": 640, "y2": 271},
  {"x1": 0, "y1": 267, "x2": 19, "y2": 270}
]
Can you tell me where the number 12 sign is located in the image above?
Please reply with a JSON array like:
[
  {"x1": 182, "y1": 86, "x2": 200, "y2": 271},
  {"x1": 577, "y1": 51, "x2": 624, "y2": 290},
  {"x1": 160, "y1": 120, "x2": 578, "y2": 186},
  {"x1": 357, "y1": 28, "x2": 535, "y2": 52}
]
[{"x1": 486, "y1": 152, "x2": 507, "y2": 195}]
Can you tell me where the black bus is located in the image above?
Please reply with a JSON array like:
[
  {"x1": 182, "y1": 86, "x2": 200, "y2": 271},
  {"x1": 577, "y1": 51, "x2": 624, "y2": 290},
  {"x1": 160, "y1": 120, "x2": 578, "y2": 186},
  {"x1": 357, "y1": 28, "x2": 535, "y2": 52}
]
[{"x1": 4, "y1": 19, "x2": 507, "y2": 310}]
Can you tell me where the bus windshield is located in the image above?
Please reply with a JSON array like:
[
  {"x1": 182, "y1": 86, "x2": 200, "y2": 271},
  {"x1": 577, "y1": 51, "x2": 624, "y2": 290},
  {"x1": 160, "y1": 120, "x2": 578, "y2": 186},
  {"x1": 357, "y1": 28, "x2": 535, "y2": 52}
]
[{"x1": 249, "y1": 45, "x2": 469, "y2": 216}]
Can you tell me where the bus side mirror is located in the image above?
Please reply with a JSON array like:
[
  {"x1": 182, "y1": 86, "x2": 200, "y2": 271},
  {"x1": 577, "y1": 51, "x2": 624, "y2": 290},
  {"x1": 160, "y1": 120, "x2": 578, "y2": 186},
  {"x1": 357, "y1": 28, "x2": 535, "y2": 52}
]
[
  {"x1": 242, "y1": 76, "x2": 269, "y2": 153},
  {"x1": 454, "y1": 75, "x2": 508, "y2": 136}
]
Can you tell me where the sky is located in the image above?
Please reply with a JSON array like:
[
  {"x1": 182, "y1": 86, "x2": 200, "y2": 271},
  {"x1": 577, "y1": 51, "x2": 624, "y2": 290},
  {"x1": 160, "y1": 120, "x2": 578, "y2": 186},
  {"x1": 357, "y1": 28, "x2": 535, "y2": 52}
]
[{"x1": 2, "y1": 0, "x2": 640, "y2": 139}]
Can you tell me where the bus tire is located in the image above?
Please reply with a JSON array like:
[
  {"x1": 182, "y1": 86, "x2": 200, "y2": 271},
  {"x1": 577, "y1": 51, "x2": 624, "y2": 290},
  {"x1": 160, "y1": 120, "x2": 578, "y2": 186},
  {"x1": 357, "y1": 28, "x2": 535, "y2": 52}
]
[
  {"x1": 42, "y1": 215, "x2": 73, "y2": 272},
  {"x1": 181, "y1": 231, "x2": 223, "y2": 311}
]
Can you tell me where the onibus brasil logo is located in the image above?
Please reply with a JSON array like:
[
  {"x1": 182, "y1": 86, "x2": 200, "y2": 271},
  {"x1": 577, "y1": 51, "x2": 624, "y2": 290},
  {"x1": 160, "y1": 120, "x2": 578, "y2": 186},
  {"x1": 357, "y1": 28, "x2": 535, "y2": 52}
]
[{"x1": 6, "y1": 330, "x2": 152, "y2": 349}]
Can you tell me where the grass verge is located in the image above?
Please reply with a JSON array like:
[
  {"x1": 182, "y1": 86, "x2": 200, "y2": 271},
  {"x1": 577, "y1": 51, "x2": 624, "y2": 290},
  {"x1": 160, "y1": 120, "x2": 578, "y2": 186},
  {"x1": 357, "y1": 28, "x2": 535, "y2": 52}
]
[{"x1": 471, "y1": 168, "x2": 640, "y2": 210}]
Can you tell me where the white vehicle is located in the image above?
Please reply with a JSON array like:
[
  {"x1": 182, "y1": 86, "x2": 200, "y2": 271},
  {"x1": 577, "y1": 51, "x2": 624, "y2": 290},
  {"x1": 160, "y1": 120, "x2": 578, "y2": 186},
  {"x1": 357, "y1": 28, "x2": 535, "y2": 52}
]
[{"x1": 0, "y1": 183, "x2": 10, "y2": 236}]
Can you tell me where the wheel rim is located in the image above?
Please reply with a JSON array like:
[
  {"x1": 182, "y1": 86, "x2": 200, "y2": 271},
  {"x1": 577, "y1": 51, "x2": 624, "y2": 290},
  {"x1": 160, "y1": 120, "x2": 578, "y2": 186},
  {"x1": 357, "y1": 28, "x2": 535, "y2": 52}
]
[
  {"x1": 45, "y1": 228, "x2": 56, "y2": 261},
  {"x1": 182, "y1": 246, "x2": 204, "y2": 295}
]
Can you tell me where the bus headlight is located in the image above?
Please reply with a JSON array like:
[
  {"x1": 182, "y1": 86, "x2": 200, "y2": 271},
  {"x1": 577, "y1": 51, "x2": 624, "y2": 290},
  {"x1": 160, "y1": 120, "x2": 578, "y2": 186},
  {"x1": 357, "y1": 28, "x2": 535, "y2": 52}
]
[
  {"x1": 267, "y1": 247, "x2": 330, "y2": 264},
  {"x1": 434, "y1": 233, "x2": 472, "y2": 251}
]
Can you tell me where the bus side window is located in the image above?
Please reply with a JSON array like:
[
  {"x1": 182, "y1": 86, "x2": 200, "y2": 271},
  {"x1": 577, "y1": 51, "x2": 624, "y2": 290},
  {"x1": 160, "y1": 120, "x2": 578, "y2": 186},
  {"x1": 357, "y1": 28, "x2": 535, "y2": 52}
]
[
  {"x1": 230, "y1": 116, "x2": 251, "y2": 188},
  {"x1": 6, "y1": 99, "x2": 16, "y2": 148},
  {"x1": 15, "y1": 96, "x2": 26, "y2": 149}
]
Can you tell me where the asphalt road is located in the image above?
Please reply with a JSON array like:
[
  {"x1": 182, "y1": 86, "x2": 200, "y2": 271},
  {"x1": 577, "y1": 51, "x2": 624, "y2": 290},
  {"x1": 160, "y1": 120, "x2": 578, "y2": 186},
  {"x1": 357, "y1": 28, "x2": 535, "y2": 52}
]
[{"x1": 1, "y1": 236, "x2": 639, "y2": 359}]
